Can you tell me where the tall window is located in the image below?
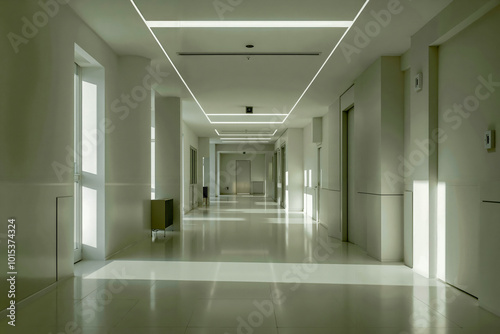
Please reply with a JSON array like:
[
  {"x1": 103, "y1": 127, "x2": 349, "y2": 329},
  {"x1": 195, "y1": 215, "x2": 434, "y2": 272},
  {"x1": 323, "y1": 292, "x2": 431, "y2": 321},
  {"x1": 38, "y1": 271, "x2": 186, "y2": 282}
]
[{"x1": 190, "y1": 147, "x2": 197, "y2": 185}]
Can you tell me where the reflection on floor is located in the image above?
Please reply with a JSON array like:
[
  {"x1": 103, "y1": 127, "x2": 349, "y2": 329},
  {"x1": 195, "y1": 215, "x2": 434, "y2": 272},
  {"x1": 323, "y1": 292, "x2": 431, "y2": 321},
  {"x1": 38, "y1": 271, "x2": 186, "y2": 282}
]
[{"x1": 2, "y1": 195, "x2": 500, "y2": 333}]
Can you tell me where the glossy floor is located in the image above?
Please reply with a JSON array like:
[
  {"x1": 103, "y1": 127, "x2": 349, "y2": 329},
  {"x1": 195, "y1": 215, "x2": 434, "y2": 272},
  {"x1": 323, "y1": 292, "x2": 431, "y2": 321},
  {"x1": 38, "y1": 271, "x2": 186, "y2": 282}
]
[{"x1": 2, "y1": 196, "x2": 500, "y2": 333}]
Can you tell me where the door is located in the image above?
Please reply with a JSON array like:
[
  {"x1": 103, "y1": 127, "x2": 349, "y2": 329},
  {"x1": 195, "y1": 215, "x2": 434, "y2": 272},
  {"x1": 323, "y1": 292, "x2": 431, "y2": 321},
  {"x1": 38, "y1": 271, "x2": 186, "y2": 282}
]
[
  {"x1": 74, "y1": 64, "x2": 102, "y2": 262},
  {"x1": 281, "y1": 145, "x2": 286, "y2": 208},
  {"x1": 236, "y1": 160, "x2": 251, "y2": 194},
  {"x1": 273, "y1": 152, "x2": 278, "y2": 201},
  {"x1": 347, "y1": 107, "x2": 356, "y2": 243}
]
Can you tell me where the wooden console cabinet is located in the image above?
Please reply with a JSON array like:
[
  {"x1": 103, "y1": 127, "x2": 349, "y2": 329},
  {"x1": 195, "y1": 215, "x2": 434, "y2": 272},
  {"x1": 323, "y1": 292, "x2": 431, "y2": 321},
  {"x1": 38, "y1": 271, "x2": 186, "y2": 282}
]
[{"x1": 151, "y1": 198, "x2": 173, "y2": 231}]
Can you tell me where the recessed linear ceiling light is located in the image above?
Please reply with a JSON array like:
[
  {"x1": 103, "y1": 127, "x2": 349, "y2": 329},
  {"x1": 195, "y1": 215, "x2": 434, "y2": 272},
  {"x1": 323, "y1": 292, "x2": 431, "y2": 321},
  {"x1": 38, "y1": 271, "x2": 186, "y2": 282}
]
[
  {"x1": 212, "y1": 121, "x2": 283, "y2": 124},
  {"x1": 130, "y1": 0, "x2": 211, "y2": 123},
  {"x1": 207, "y1": 114, "x2": 288, "y2": 116},
  {"x1": 215, "y1": 129, "x2": 278, "y2": 136},
  {"x1": 147, "y1": 21, "x2": 353, "y2": 28},
  {"x1": 221, "y1": 141, "x2": 271, "y2": 144},
  {"x1": 131, "y1": 0, "x2": 369, "y2": 126},
  {"x1": 283, "y1": 0, "x2": 370, "y2": 123},
  {"x1": 178, "y1": 52, "x2": 321, "y2": 56},
  {"x1": 221, "y1": 138, "x2": 271, "y2": 141}
]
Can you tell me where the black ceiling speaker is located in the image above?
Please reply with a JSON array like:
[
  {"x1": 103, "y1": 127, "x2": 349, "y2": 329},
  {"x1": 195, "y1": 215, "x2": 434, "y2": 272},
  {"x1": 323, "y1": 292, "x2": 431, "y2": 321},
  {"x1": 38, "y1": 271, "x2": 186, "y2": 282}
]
[{"x1": 246, "y1": 106, "x2": 253, "y2": 114}]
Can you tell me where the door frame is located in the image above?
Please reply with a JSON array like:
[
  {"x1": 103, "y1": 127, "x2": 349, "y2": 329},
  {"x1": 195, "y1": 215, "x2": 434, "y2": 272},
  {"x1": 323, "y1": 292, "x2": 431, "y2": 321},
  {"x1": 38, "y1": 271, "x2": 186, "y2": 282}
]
[
  {"x1": 316, "y1": 146, "x2": 322, "y2": 221},
  {"x1": 280, "y1": 144, "x2": 286, "y2": 209},
  {"x1": 73, "y1": 63, "x2": 82, "y2": 263},
  {"x1": 341, "y1": 105, "x2": 354, "y2": 242}
]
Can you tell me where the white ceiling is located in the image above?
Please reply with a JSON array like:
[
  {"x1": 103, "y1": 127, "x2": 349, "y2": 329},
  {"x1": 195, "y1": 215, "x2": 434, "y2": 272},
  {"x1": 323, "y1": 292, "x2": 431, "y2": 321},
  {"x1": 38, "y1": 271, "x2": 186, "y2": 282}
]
[{"x1": 69, "y1": 0, "x2": 453, "y2": 141}]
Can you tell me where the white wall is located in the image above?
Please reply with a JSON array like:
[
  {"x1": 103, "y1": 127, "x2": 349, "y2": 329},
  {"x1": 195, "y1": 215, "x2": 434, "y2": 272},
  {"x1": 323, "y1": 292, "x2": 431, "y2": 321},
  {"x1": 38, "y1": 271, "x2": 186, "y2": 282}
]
[
  {"x1": 353, "y1": 57, "x2": 404, "y2": 261},
  {"x1": 319, "y1": 103, "x2": 342, "y2": 238},
  {"x1": 209, "y1": 142, "x2": 216, "y2": 197},
  {"x1": 182, "y1": 122, "x2": 199, "y2": 213},
  {"x1": 303, "y1": 122, "x2": 319, "y2": 219},
  {"x1": 155, "y1": 97, "x2": 182, "y2": 230},
  {"x1": 0, "y1": 1, "x2": 121, "y2": 309},
  {"x1": 404, "y1": 0, "x2": 499, "y2": 279},
  {"x1": 275, "y1": 129, "x2": 304, "y2": 212},
  {"x1": 215, "y1": 143, "x2": 275, "y2": 197},
  {"x1": 219, "y1": 153, "x2": 266, "y2": 195},
  {"x1": 436, "y1": 4, "x2": 500, "y2": 311},
  {"x1": 105, "y1": 56, "x2": 151, "y2": 259}
]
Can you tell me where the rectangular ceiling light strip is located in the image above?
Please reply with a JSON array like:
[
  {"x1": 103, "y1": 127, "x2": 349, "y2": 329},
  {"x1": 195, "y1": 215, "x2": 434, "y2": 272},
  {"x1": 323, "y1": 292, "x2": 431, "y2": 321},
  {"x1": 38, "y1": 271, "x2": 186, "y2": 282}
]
[
  {"x1": 282, "y1": 0, "x2": 371, "y2": 123},
  {"x1": 130, "y1": 0, "x2": 211, "y2": 123},
  {"x1": 178, "y1": 52, "x2": 321, "y2": 56},
  {"x1": 212, "y1": 121, "x2": 283, "y2": 124},
  {"x1": 221, "y1": 138, "x2": 271, "y2": 140},
  {"x1": 215, "y1": 129, "x2": 277, "y2": 136},
  {"x1": 218, "y1": 134, "x2": 275, "y2": 136},
  {"x1": 148, "y1": 21, "x2": 353, "y2": 28},
  {"x1": 133, "y1": 0, "x2": 369, "y2": 127},
  {"x1": 207, "y1": 114, "x2": 288, "y2": 116},
  {"x1": 220, "y1": 141, "x2": 271, "y2": 143}
]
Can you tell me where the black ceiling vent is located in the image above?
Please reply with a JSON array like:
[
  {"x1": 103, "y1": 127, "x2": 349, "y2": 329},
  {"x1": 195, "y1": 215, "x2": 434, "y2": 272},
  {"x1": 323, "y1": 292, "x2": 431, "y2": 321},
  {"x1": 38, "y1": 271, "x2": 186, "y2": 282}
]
[
  {"x1": 246, "y1": 106, "x2": 253, "y2": 114},
  {"x1": 177, "y1": 52, "x2": 321, "y2": 56}
]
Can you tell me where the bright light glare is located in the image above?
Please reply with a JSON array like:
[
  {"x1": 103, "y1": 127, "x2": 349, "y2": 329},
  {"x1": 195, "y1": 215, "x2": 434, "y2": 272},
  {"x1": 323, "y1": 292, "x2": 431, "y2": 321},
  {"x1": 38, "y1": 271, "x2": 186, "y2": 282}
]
[
  {"x1": 82, "y1": 187, "x2": 97, "y2": 248},
  {"x1": 147, "y1": 21, "x2": 353, "y2": 28},
  {"x1": 85, "y1": 260, "x2": 443, "y2": 286},
  {"x1": 82, "y1": 81, "x2": 97, "y2": 175},
  {"x1": 437, "y1": 182, "x2": 446, "y2": 280},
  {"x1": 413, "y1": 181, "x2": 430, "y2": 278}
]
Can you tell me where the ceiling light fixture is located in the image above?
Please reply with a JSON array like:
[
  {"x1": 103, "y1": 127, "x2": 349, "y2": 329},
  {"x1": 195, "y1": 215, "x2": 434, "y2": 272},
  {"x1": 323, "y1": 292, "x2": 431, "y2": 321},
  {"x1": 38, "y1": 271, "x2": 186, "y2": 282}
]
[
  {"x1": 211, "y1": 121, "x2": 283, "y2": 124},
  {"x1": 147, "y1": 21, "x2": 353, "y2": 28},
  {"x1": 178, "y1": 52, "x2": 321, "y2": 56},
  {"x1": 215, "y1": 129, "x2": 278, "y2": 136},
  {"x1": 282, "y1": 0, "x2": 370, "y2": 123},
  {"x1": 207, "y1": 114, "x2": 287, "y2": 116},
  {"x1": 131, "y1": 0, "x2": 369, "y2": 128},
  {"x1": 130, "y1": 0, "x2": 211, "y2": 123},
  {"x1": 221, "y1": 138, "x2": 271, "y2": 140},
  {"x1": 220, "y1": 141, "x2": 271, "y2": 144}
]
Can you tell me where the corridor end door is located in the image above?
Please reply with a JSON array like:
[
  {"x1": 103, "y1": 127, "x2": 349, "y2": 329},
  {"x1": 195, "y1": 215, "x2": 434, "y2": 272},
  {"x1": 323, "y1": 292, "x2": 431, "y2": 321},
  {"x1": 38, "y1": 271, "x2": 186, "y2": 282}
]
[{"x1": 236, "y1": 160, "x2": 251, "y2": 194}]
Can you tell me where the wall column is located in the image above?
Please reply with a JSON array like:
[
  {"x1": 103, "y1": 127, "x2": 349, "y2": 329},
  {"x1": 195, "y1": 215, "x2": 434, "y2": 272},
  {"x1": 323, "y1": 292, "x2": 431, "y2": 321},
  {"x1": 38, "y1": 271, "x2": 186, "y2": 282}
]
[{"x1": 155, "y1": 97, "x2": 182, "y2": 230}]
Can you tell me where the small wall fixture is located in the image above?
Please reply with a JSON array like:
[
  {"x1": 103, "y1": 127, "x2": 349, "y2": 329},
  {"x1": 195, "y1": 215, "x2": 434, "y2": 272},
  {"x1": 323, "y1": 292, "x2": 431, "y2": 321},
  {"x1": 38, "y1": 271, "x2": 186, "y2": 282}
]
[
  {"x1": 415, "y1": 72, "x2": 423, "y2": 92},
  {"x1": 485, "y1": 130, "x2": 495, "y2": 150},
  {"x1": 246, "y1": 106, "x2": 253, "y2": 114}
]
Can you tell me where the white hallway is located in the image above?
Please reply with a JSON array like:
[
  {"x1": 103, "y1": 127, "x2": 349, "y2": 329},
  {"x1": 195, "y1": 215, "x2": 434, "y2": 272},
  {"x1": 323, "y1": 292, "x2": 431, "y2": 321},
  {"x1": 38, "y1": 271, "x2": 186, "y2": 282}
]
[{"x1": 1, "y1": 196, "x2": 500, "y2": 333}]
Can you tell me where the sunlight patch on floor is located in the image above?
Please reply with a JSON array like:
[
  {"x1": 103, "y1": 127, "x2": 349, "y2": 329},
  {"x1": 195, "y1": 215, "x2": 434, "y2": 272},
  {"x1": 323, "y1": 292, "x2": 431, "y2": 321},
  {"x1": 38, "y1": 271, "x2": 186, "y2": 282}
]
[{"x1": 84, "y1": 260, "x2": 444, "y2": 287}]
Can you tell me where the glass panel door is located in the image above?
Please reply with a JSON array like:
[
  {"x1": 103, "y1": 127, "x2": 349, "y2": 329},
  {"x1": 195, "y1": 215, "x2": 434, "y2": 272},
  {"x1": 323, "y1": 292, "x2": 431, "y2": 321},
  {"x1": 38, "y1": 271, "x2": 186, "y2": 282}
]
[{"x1": 74, "y1": 64, "x2": 82, "y2": 263}]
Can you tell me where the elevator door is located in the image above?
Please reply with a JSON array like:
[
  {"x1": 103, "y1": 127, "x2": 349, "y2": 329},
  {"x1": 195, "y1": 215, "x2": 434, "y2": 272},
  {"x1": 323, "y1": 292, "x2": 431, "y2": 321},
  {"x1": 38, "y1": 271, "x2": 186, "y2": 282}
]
[{"x1": 236, "y1": 160, "x2": 251, "y2": 194}]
